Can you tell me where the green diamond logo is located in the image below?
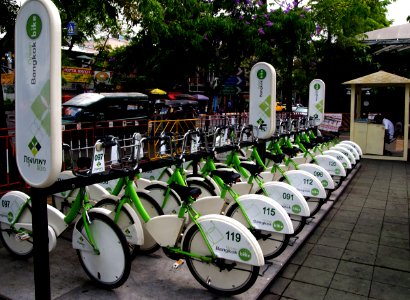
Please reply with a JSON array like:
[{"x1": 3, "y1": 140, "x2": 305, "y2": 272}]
[
  {"x1": 28, "y1": 136, "x2": 41, "y2": 156},
  {"x1": 258, "y1": 95, "x2": 271, "y2": 117},
  {"x1": 315, "y1": 99, "x2": 324, "y2": 112},
  {"x1": 7, "y1": 212, "x2": 13, "y2": 223}
]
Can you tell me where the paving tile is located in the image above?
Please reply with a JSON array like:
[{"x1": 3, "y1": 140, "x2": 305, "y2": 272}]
[
  {"x1": 377, "y1": 245, "x2": 410, "y2": 259},
  {"x1": 350, "y1": 231, "x2": 379, "y2": 245},
  {"x1": 260, "y1": 292, "x2": 281, "y2": 300},
  {"x1": 330, "y1": 273, "x2": 370, "y2": 296},
  {"x1": 382, "y1": 222, "x2": 409, "y2": 236},
  {"x1": 360, "y1": 207, "x2": 385, "y2": 217},
  {"x1": 283, "y1": 281, "x2": 327, "y2": 300},
  {"x1": 294, "y1": 266, "x2": 333, "y2": 287},
  {"x1": 384, "y1": 208, "x2": 408, "y2": 218},
  {"x1": 364, "y1": 200, "x2": 386, "y2": 210},
  {"x1": 373, "y1": 266, "x2": 410, "y2": 288},
  {"x1": 317, "y1": 236, "x2": 349, "y2": 249},
  {"x1": 346, "y1": 240, "x2": 378, "y2": 255},
  {"x1": 326, "y1": 221, "x2": 355, "y2": 231},
  {"x1": 336, "y1": 260, "x2": 373, "y2": 280},
  {"x1": 268, "y1": 277, "x2": 291, "y2": 295},
  {"x1": 324, "y1": 288, "x2": 369, "y2": 300},
  {"x1": 370, "y1": 281, "x2": 410, "y2": 300},
  {"x1": 383, "y1": 215, "x2": 409, "y2": 225},
  {"x1": 353, "y1": 224, "x2": 383, "y2": 236},
  {"x1": 387, "y1": 196, "x2": 408, "y2": 204},
  {"x1": 342, "y1": 249, "x2": 376, "y2": 265},
  {"x1": 303, "y1": 254, "x2": 339, "y2": 272},
  {"x1": 379, "y1": 235, "x2": 409, "y2": 249},
  {"x1": 343, "y1": 197, "x2": 366, "y2": 207},
  {"x1": 281, "y1": 263, "x2": 300, "y2": 279},
  {"x1": 310, "y1": 244, "x2": 344, "y2": 260},
  {"x1": 375, "y1": 256, "x2": 410, "y2": 272},
  {"x1": 339, "y1": 203, "x2": 363, "y2": 212},
  {"x1": 322, "y1": 228, "x2": 351, "y2": 240}
]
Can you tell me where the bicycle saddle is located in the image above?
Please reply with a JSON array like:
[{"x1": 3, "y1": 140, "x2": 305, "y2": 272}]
[
  {"x1": 281, "y1": 146, "x2": 300, "y2": 157},
  {"x1": 169, "y1": 183, "x2": 202, "y2": 200},
  {"x1": 265, "y1": 152, "x2": 285, "y2": 164},
  {"x1": 210, "y1": 170, "x2": 241, "y2": 185},
  {"x1": 239, "y1": 162, "x2": 264, "y2": 176}
]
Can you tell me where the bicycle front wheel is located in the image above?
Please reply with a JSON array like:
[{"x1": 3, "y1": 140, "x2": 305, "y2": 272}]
[
  {"x1": 94, "y1": 198, "x2": 141, "y2": 260},
  {"x1": 0, "y1": 206, "x2": 33, "y2": 259},
  {"x1": 226, "y1": 203, "x2": 290, "y2": 260},
  {"x1": 183, "y1": 225, "x2": 259, "y2": 295},
  {"x1": 76, "y1": 212, "x2": 131, "y2": 289}
]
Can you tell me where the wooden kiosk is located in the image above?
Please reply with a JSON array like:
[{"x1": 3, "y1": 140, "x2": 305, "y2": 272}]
[{"x1": 343, "y1": 71, "x2": 410, "y2": 161}]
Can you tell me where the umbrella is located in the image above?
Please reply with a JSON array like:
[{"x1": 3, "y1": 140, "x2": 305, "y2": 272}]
[
  {"x1": 175, "y1": 93, "x2": 195, "y2": 100},
  {"x1": 191, "y1": 94, "x2": 209, "y2": 101},
  {"x1": 150, "y1": 88, "x2": 167, "y2": 95}
]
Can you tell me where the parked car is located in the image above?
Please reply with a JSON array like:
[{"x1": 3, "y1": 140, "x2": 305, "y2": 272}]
[
  {"x1": 62, "y1": 92, "x2": 150, "y2": 123},
  {"x1": 294, "y1": 106, "x2": 308, "y2": 115}
]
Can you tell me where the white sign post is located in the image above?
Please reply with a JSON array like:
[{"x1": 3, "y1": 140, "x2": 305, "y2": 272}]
[
  {"x1": 308, "y1": 79, "x2": 325, "y2": 126},
  {"x1": 15, "y1": 0, "x2": 62, "y2": 188},
  {"x1": 249, "y1": 62, "x2": 276, "y2": 139},
  {"x1": 15, "y1": 1, "x2": 61, "y2": 299}
]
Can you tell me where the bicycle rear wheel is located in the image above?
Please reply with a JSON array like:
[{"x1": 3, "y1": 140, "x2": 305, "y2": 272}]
[
  {"x1": 183, "y1": 225, "x2": 259, "y2": 295},
  {"x1": 144, "y1": 184, "x2": 181, "y2": 215},
  {"x1": 0, "y1": 206, "x2": 33, "y2": 259},
  {"x1": 187, "y1": 179, "x2": 217, "y2": 197},
  {"x1": 226, "y1": 203, "x2": 290, "y2": 260},
  {"x1": 290, "y1": 214, "x2": 307, "y2": 236},
  {"x1": 76, "y1": 212, "x2": 131, "y2": 289}
]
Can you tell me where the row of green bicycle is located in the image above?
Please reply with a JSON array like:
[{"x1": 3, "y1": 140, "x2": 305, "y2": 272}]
[{"x1": 0, "y1": 119, "x2": 362, "y2": 295}]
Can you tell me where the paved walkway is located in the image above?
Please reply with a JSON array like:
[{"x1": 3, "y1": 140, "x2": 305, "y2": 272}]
[{"x1": 260, "y1": 159, "x2": 410, "y2": 300}]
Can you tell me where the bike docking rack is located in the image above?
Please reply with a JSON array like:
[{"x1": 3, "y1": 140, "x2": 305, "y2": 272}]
[{"x1": 0, "y1": 127, "x2": 361, "y2": 299}]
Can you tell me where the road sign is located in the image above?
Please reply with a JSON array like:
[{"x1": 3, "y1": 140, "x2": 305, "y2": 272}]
[
  {"x1": 15, "y1": 0, "x2": 62, "y2": 188},
  {"x1": 249, "y1": 62, "x2": 276, "y2": 139},
  {"x1": 67, "y1": 21, "x2": 76, "y2": 36}
]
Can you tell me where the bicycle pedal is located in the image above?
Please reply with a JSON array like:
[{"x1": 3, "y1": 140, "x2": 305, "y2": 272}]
[
  {"x1": 15, "y1": 232, "x2": 30, "y2": 241},
  {"x1": 172, "y1": 259, "x2": 185, "y2": 269}
]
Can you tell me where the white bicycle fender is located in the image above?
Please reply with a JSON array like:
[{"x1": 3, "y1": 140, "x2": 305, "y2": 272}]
[
  {"x1": 236, "y1": 194, "x2": 294, "y2": 234},
  {"x1": 340, "y1": 140, "x2": 363, "y2": 156},
  {"x1": 262, "y1": 181, "x2": 310, "y2": 217},
  {"x1": 183, "y1": 214, "x2": 264, "y2": 266},
  {"x1": 331, "y1": 146, "x2": 356, "y2": 166},
  {"x1": 337, "y1": 143, "x2": 360, "y2": 161},
  {"x1": 191, "y1": 196, "x2": 225, "y2": 215},
  {"x1": 298, "y1": 163, "x2": 335, "y2": 190},
  {"x1": 314, "y1": 155, "x2": 346, "y2": 177},
  {"x1": 145, "y1": 215, "x2": 184, "y2": 247},
  {"x1": 323, "y1": 150, "x2": 352, "y2": 170},
  {"x1": 285, "y1": 170, "x2": 327, "y2": 198},
  {"x1": 112, "y1": 203, "x2": 144, "y2": 246},
  {"x1": 0, "y1": 191, "x2": 30, "y2": 224}
]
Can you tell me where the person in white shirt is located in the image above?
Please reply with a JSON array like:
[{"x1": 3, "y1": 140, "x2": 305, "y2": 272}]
[{"x1": 374, "y1": 114, "x2": 395, "y2": 142}]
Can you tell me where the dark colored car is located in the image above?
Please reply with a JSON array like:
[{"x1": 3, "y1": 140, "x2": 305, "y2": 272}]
[
  {"x1": 154, "y1": 99, "x2": 199, "y2": 119},
  {"x1": 62, "y1": 92, "x2": 150, "y2": 123}
]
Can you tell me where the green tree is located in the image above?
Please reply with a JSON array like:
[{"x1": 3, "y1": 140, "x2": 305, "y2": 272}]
[{"x1": 0, "y1": 0, "x2": 19, "y2": 128}]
